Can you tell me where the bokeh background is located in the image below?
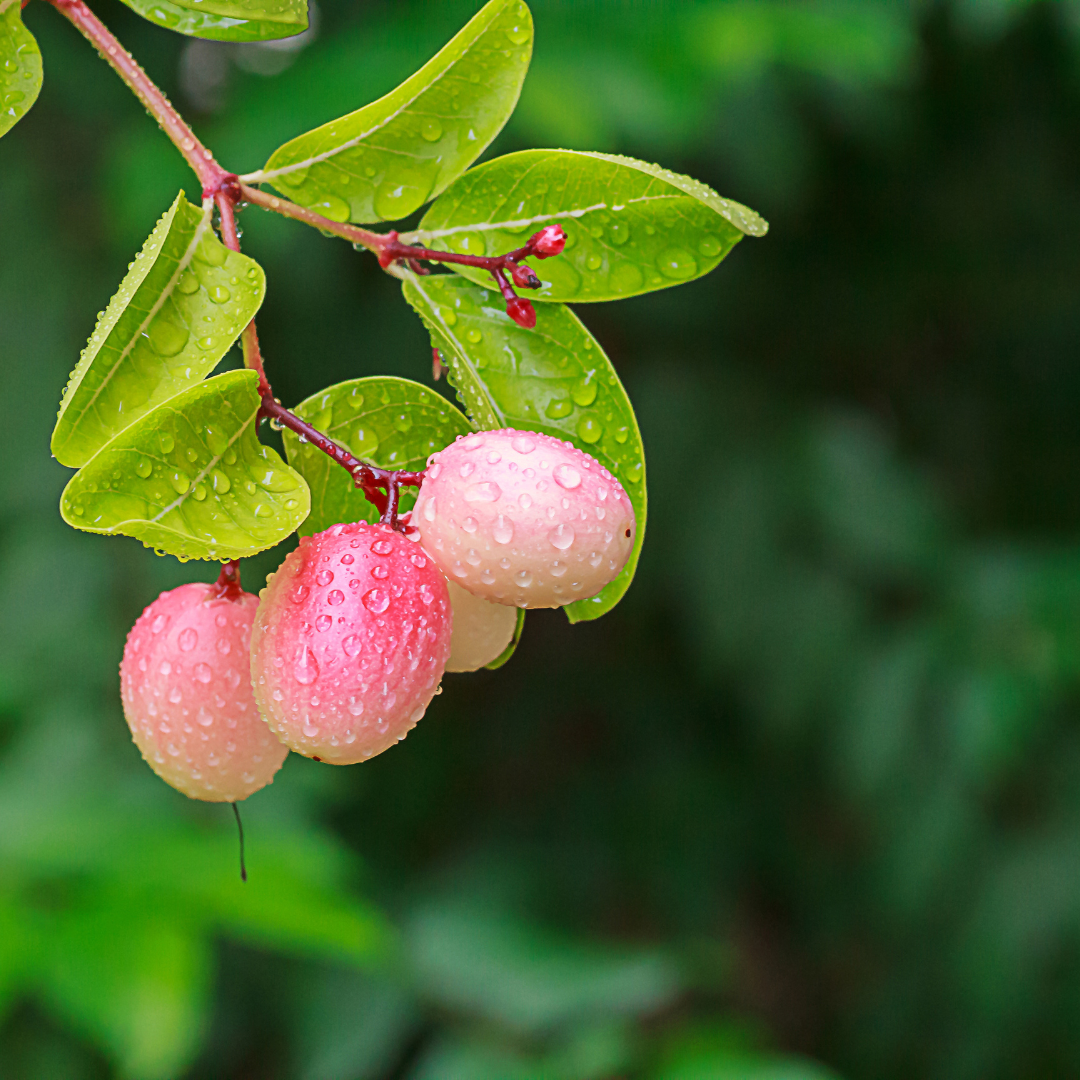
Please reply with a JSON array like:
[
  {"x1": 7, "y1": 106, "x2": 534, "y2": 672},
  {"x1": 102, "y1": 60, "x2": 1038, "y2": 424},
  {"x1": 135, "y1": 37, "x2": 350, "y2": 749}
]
[{"x1": 5, "y1": 0, "x2": 1080, "y2": 1076}]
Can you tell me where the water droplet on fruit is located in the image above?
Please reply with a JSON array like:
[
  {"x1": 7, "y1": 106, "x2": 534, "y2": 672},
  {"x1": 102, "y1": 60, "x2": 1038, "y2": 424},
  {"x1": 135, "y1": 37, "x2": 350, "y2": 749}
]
[
  {"x1": 327, "y1": 589, "x2": 345, "y2": 606},
  {"x1": 493, "y1": 514, "x2": 514, "y2": 543},
  {"x1": 178, "y1": 627, "x2": 198, "y2": 651},
  {"x1": 159, "y1": 659, "x2": 172, "y2": 675},
  {"x1": 554, "y1": 463, "x2": 582, "y2": 489},
  {"x1": 292, "y1": 584, "x2": 309, "y2": 603},
  {"x1": 363, "y1": 588, "x2": 390, "y2": 614},
  {"x1": 550, "y1": 523, "x2": 575, "y2": 549},
  {"x1": 371, "y1": 539, "x2": 393, "y2": 555},
  {"x1": 194, "y1": 662, "x2": 212, "y2": 683},
  {"x1": 371, "y1": 564, "x2": 389, "y2": 578},
  {"x1": 343, "y1": 635, "x2": 362, "y2": 657},
  {"x1": 293, "y1": 646, "x2": 319, "y2": 685},
  {"x1": 316, "y1": 614, "x2": 332, "y2": 631},
  {"x1": 515, "y1": 569, "x2": 533, "y2": 587},
  {"x1": 464, "y1": 481, "x2": 501, "y2": 503},
  {"x1": 315, "y1": 569, "x2": 334, "y2": 586}
]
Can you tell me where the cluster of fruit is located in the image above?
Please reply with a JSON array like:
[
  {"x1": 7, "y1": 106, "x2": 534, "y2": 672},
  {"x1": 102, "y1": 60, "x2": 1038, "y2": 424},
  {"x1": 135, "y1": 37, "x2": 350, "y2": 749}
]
[{"x1": 120, "y1": 428, "x2": 636, "y2": 802}]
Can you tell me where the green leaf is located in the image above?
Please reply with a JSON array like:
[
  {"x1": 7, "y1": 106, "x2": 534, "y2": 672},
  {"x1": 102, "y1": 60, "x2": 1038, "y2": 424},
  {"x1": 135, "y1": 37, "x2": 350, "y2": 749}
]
[
  {"x1": 401, "y1": 274, "x2": 645, "y2": 622},
  {"x1": 410, "y1": 149, "x2": 767, "y2": 302},
  {"x1": 282, "y1": 376, "x2": 473, "y2": 536},
  {"x1": 37, "y1": 904, "x2": 210, "y2": 1080},
  {"x1": 0, "y1": 0, "x2": 42, "y2": 138},
  {"x1": 52, "y1": 192, "x2": 266, "y2": 468},
  {"x1": 117, "y1": 0, "x2": 307, "y2": 42},
  {"x1": 60, "y1": 370, "x2": 309, "y2": 561},
  {"x1": 254, "y1": 0, "x2": 532, "y2": 223},
  {"x1": 485, "y1": 608, "x2": 525, "y2": 670}
]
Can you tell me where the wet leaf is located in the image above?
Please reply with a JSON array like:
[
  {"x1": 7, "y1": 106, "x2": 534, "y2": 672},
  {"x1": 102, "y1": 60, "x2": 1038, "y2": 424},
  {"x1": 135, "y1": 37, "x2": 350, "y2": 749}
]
[
  {"x1": 0, "y1": 0, "x2": 42, "y2": 138},
  {"x1": 411, "y1": 149, "x2": 767, "y2": 302},
  {"x1": 117, "y1": 0, "x2": 307, "y2": 42},
  {"x1": 60, "y1": 370, "x2": 309, "y2": 561},
  {"x1": 401, "y1": 274, "x2": 645, "y2": 622},
  {"x1": 52, "y1": 192, "x2": 266, "y2": 468},
  {"x1": 282, "y1": 376, "x2": 473, "y2": 536},
  {"x1": 255, "y1": 0, "x2": 532, "y2": 222}
]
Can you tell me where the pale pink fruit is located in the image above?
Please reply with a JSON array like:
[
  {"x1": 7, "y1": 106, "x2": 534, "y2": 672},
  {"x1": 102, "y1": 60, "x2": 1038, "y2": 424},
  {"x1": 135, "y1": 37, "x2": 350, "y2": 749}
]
[
  {"x1": 120, "y1": 583, "x2": 288, "y2": 802},
  {"x1": 250, "y1": 521, "x2": 451, "y2": 765},
  {"x1": 445, "y1": 580, "x2": 519, "y2": 672},
  {"x1": 414, "y1": 429, "x2": 636, "y2": 608}
]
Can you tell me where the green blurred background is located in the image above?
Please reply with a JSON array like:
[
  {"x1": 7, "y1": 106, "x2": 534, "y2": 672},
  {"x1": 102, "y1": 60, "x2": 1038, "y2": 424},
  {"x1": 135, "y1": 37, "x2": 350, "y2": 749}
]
[{"x1": 6, "y1": 0, "x2": 1080, "y2": 1076}]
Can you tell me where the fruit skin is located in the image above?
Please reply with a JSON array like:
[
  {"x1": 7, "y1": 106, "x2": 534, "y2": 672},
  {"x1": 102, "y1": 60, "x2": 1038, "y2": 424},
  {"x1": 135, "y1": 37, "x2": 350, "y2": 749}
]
[
  {"x1": 250, "y1": 521, "x2": 451, "y2": 765},
  {"x1": 445, "y1": 580, "x2": 519, "y2": 672},
  {"x1": 414, "y1": 429, "x2": 635, "y2": 608},
  {"x1": 120, "y1": 583, "x2": 288, "y2": 802}
]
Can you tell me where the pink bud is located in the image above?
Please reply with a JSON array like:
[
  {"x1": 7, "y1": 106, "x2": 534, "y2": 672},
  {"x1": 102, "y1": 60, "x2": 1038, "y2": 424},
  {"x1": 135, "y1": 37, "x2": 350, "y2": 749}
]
[
  {"x1": 529, "y1": 224, "x2": 566, "y2": 258},
  {"x1": 506, "y1": 297, "x2": 537, "y2": 329},
  {"x1": 510, "y1": 263, "x2": 541, "y2": 289}
]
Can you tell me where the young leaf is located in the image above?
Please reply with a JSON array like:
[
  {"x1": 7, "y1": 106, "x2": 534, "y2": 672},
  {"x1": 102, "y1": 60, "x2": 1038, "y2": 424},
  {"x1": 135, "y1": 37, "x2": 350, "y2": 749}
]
[
  {"x1": 116, "y1": 0, "x2": 307, "y2": 42},
  {"x1": 60, "y1": 370, "x2": 309, "y2": 561},
  {"x1": 51, "y1": 192, "x2": 266, "y2": 469},
  {"x1": 0, "y1": 0, "x2": 42, "y2": 138},
  {"x1": 485, "y1": 608, "x2": 525, "y2": 670},
  {"x1": 253, "y1": 0, "x2": 532, "y2": 223},
  {"x1": 411, "y1": 149, "x2": 768, "y2": 302},
  {"x1": 401, "y1": 274, "x2": 645, "y2": 622},
  {"x1": 282, "y1": 376, "x2": 473, "y2": 536}
]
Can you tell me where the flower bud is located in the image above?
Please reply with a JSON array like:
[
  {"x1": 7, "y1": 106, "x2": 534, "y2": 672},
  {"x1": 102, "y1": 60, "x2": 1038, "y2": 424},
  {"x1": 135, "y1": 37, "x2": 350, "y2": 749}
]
[
  {"x1": 529, "y1": 224, "x2": 566, "y2": 259},
  {"x1": 506, "y1": 297, "x2": 537, "y2": 329},
  {"x1": 510, "y1": 263, "x2": 541, "y2": 289}
]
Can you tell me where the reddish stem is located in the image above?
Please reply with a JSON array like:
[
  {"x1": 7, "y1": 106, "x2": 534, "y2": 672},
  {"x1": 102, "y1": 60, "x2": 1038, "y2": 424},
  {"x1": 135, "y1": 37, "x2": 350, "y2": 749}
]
[
  {"x1": 211, "y1": 560, "x2": 244, "y2": 601},
  {"x1": 258, "y1": 397, "x2": 423, "y2": 528},
  {"x1": 239, "y1": 184, "x2": 383, "y2": 253},
  {"x1": 44, "y1": 0, "x2": 229, "y2": 192}
]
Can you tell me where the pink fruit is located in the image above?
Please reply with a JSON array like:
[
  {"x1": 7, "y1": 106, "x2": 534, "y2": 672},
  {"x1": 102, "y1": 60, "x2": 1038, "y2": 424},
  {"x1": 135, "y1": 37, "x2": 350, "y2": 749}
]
[
  {"x1": 250, "y1": 521, "x2": 452, "y2": 765},
  {"x1": 414, "y1": 429, "x2": 636, "y2": 608},
  {"x1": 120, "y1": 582, "x2": 288, "y2": 802},
  {"x1": 445, "y1": 580, "x2": 519, "y2": 672}
]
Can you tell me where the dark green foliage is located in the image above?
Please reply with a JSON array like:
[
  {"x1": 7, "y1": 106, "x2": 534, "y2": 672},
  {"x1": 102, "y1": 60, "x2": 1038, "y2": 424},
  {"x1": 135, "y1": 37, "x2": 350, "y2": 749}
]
[{"x1": 5, "y1": 0, "x2": 1080, "y2": 1078}]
